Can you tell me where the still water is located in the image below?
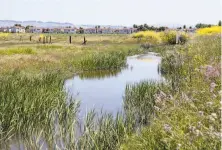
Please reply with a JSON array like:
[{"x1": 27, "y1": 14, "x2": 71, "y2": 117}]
[{"x1": 64, "y1": 53, "x2": 162, "y2": 116}]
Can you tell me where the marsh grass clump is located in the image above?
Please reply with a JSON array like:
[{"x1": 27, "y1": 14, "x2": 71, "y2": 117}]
[
  {"x1": 0, "y1": 47, "x2": 36, "y2": 55},
  {"x1": 77, "y1": 111, "x2": 129, "y2": 150},
  {"x1": 74, "y1": 51, "x2": 127, "y2": 71},
  {"x1": 124, "y1": 81, "x2": 164, "y2": 125},
  {"x1": 0, "y1": 71, "x2": 79, "y2": 147}
]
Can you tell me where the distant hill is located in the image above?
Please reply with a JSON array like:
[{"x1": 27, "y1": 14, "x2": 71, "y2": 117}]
[
  {"x1": 0, "y1": 20, "x2": 74, "y2": 28},
  {"x1": 0, "y1": 20, "x2": 127, "y2": 29},
  {"x1": 75, "y1": 25, "x2": 127, "y2": 29}
]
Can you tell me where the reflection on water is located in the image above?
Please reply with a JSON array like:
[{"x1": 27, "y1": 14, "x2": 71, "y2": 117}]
[
  {"x1": 64, "y1": 52, "x2": 162, "y2": 116},
  {"x1": 78, "y1": 69, "x2": 122, "y2": 80}
]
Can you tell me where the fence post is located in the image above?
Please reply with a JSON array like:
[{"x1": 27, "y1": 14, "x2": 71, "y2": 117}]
[
  {"x1": 49, "y1": 36, "x2": 52, "y2": 44},
  {"x1": 82, "y1": 36, "x2": 87, "y2": 45},
  {"x1": 69, "y1": 36, "x2": 72, "y2": 44},
  {"x1": 30, "y1": 36, "x2": 32, "y2": 42}
]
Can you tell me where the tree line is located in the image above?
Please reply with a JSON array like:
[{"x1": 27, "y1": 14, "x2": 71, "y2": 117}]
[
  {"x1": 195, "y1": 20, "x2": 221, "y2": 28},
  {"x1": 133, "y1": 24, "x2": 167, "y2": 32}
]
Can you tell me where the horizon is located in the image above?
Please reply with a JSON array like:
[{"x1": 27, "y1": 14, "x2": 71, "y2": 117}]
[
  {"x1": 0, "y1": 19, "x2": 220, "y2": 28},
  {"x1": 1, "y1": 0, "x2": 222, "y2": 27}
]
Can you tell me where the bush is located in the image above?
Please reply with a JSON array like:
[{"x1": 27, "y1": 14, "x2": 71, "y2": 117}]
[
  {"x1": 179, "y1": 32, "x2": 189, "y2": 44},
  {"x1": 196, "y1": 26, "x2": 221, "y2": 35},
  {"x1": 160, "y1": 31, "x2": 189, "y2": 45},
  {"x1": 132, "y1": 31, "x2": 161, "y2": 44}
]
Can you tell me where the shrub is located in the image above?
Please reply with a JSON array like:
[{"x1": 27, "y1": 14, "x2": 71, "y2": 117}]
[
  {"x1": 132, "y1": 31, "x2": 161, "y2": 44},
  {"x1": 160, "y1": 31, "x2": 177, "y2": 44},
  {"x1": 196, "y1": 26, "x2": 221, "y2": 35},
  {"x1": 179, "y1": 32, "x2": 189, "y2": 44},
  {"x1": 160, "y1": 31, "x2": 189, "y2": 45}
]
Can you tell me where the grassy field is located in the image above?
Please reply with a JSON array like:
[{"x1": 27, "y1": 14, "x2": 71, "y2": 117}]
[
  {"x1": 0, "y1": 32, "x2": 221, "y2": 149},
  {"x1": 0, "y1": 34, "x2": 140, "y2": 75}
]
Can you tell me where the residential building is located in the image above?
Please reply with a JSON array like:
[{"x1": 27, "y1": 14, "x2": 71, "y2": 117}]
[
  {"x1": 99, "y1": 28, "x2": 114, "y2": 34},
  {"x1": 62, "y1": 28, "x2": 76, "y2": 34},
  {"x1": 0, "y1": 27, "x2": 10, "y2": 32},
  {"x1": 29, "y1": 27, "x2": 43, "y2": 33},
  {"x1": 11, "y1": 26, "x2": 26, "y2": 33},
  {"x1": 84, "y1": 28, "x2": 97, "y2": 34}
]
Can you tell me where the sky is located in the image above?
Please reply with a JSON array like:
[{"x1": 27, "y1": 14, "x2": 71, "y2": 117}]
[{"x1": 1, "y1": 0, "x2": 222, "y2": 26}]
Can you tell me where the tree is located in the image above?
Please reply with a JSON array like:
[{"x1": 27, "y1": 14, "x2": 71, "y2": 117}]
[
  {"x1": 95, "y1": 26, "x2": 98, "y2": 33},
  {"x1": 14, "y1": 24, "x2": 21, "y2": 27},
  {"x1": 79, "y1": 27, "x2": 84, "y2": 34},
  {"x1": 144, "y1": 24, "x2": 149, "y2": 30},
  {"x1": 189, "y1": 26, "x2": 192, "y2": 29},
  {"x1": 157, "y1": 26, "x2": 166, "y2": 31},
  {"x1": 183, "y1": 25, "x2": 186, "y2": 29},
  {"x1": 25, "y1": 25, "x2": 33, "y2": 30},
  {"x1": 195, "y1": 23, "x2": 212, "y2": 28},
  {"x1": 133, "y1": 24, "x2": 138, "y2": 28},
  {"x1": 218, "y1": 20, "x2": 221, "y2": 26}
]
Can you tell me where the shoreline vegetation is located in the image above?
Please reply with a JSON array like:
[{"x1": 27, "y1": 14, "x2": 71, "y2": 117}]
[{"x1": 0, "y1": 27, "x2": 221, "y2": 149}]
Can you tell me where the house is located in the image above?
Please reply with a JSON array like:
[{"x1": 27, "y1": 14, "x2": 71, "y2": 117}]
[
  {"x1": 62, "y1": 28, "x2": 76, "y2": 34},
  {"x1": 11, "y1": 26, "x2": 26, "y2": 33},
  {"x1": 118, "y1": 28, "x2": 132, "y2": 34},
  {"x1": 113, "y1": 28, "x2": 137, "y2": 34},
  {"x1": 130, "y1": 28, "x2": 137, "y2": 33},
  {"x1": 0, "y1": 27, "x2": 10, "y2": 32},
  {"x1": 99, "y1": 28, "x2": 114, "y2": 34},
  {"x1": 29, "y1": 27, "x2": 43, "y2": 33},
  {"x1": 84, "y1": 28, "x2": 97, "y2": 34},
  {"x1": 53, "y1": 28, "x2": 63, "y2": 33}
]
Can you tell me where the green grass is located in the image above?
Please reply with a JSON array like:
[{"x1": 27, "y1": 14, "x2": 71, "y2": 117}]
[
  {"x1": 0, "y1": 47, "x2": 36, "y2": 55},
  {"x1": 36, "y1": 45, "x2": 63, "y2": 49},
  {"x1": 73, "y1": 51, "x2": 128, "y2": 71}
]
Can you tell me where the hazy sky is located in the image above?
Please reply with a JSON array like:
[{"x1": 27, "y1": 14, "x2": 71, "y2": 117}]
[{"x1": 1, "y1": 0, "x2": 222, "y2": 26}]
